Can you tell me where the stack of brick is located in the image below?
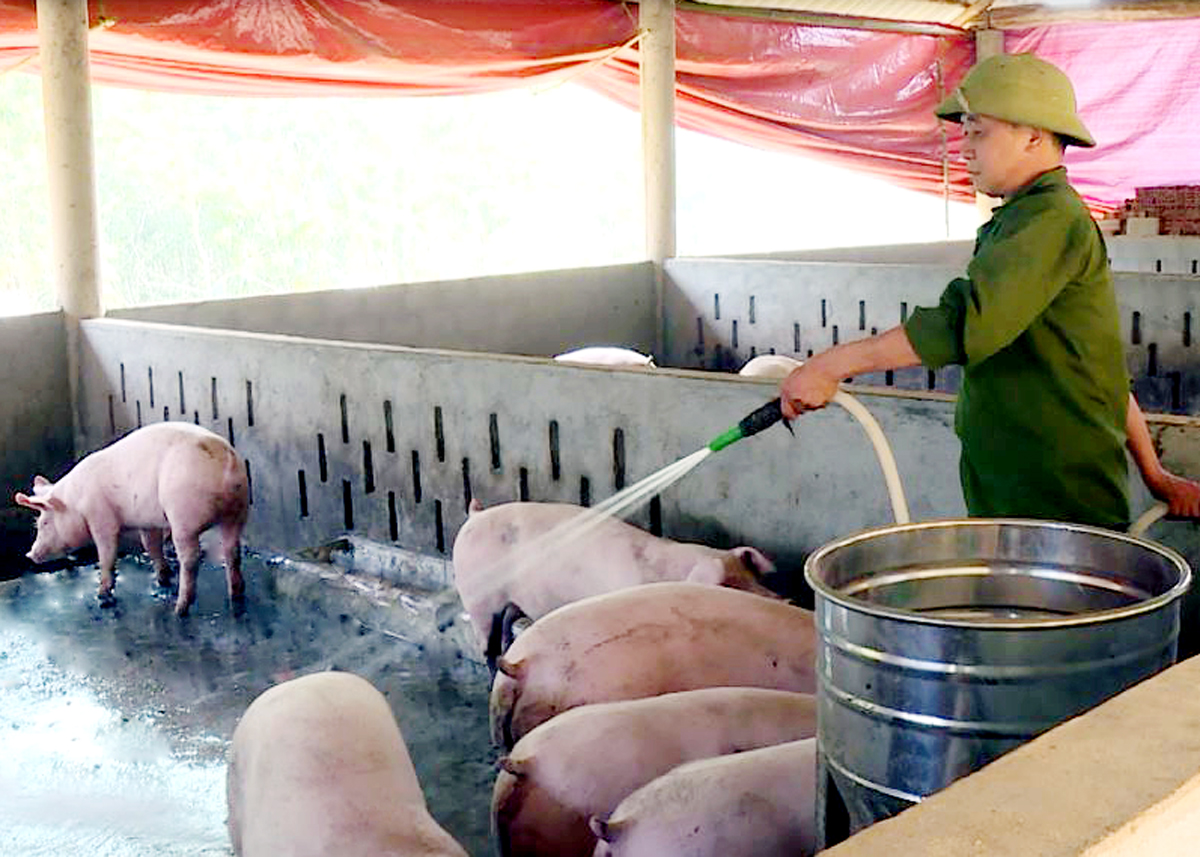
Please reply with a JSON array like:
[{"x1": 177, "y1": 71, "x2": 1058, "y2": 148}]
[{"x1": 1121, "y1": 185, "x2": 1200, "y2": 236}]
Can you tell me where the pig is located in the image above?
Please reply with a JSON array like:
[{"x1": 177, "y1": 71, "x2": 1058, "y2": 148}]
[
  {"x1": 226, "y1": 671, "x2": 468, "y2": 857},
  {"x1": 489, "y1": 581, "x2": 817, "y2": 749},
  {"x1": 738, "y1": 354, "x2": 804, "y2": 379},
  {"x1": 590, "y1": 737, "x2": 817, "y2": 857},
  {"x1": 452, "y1": 500, "x2": 778, "y2": 667},
  {"x1": 14, "y1": 421, "x2": 248, "y2": 616},
  {"x1": 553, "y1": 347, "x2": 656, "y2": 368},
  {"x1": 493, "y1": 687, "x2": 818, "y2": 857}
]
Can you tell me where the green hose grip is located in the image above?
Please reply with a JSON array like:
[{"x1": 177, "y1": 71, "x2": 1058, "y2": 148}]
[
  {"x1": 707, "y1": 398, "x2": 790, "y2": 453},
  {"x1": 707, "y1": 425, "x2": 744, "y2": 452}
]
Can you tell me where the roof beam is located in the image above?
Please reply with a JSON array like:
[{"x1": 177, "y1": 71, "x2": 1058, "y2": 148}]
[
  {"x1": 985, "y1": 0, "x2": 1200, "y2": 28},
  {"x1": 952, "y1": 0, "x2": 997, "y2": 27},
  {"x1": 674, "y1": 2, "x2": 968, "y2": 36}
]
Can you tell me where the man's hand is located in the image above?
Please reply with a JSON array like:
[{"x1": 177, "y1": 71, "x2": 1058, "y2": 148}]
[
  {"x1": 779, "y1": 363, "x2": 841, "y2": 420},
  {"x1": 1148, "y1": 471, "x2": 1200, "y2": 518}
]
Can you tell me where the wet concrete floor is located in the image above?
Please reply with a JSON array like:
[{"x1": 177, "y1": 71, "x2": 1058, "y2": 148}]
[{"x1": 0, "y1": 549, "x2": 496, "y2": 856}]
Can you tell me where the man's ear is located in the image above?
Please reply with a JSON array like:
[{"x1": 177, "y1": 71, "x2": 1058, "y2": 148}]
[{"x1": 1026, "y1": 125, "x2": 1056, "y2": 153}]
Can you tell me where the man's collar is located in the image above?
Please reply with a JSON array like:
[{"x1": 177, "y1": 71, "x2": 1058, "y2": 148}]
[{"x1": 1001, "y1": 166, "x2": 1068, "y2": 206}]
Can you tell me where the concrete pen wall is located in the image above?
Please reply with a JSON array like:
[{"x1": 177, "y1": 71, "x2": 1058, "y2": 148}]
[
  {"x1": 0, "y1": 312, "x2": 75, "y2": 566},
  {"x1": 107, "y1": 263, "x2": 658, "y2": 358}
]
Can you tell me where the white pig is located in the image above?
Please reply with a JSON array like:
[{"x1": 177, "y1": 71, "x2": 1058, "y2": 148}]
[
  {"x1": 14, "y1": 422, "x2": 248, "y2": 616},
  {"x1": 738, "y1": 354, "x2": 804, "y2": 379},
  {"x1": 452, "y1": 500, "x2": 778, "y2": 664},
  {"x1": 553, "y1": 347, "x2": 656, "y2": 368},
  {"x1": 490, "y1": 581, "x2": 817, "y2": 749},
  {"x1": 493, "y1": 687, "x2": 817, "y2": 857},
  {"x1": 227, "y1": 671, "x2": 468, "y2": 857},
  {"x1": 590, "y1": 738, "x2": 817, "y2": 857}
]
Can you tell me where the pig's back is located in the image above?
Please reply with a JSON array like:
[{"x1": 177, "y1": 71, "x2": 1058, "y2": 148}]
[
  {"x1": 505, "y1": 581, "x2": 815, "y2": 684},
  {"x1": 494, "y1": 583, "x2": 817, "y2": 743},
  {"x1": 89, "y1": 423, "x2": 243, "y2": 527}
]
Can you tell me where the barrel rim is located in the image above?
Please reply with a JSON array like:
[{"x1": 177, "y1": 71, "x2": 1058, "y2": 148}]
[{"x1": 803, "y1": 517, "x2": 1192, "y2": 629}]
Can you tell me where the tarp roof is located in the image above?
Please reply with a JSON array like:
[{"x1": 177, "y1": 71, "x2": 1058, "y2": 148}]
[{"x1": 2, "y1": 1, "x2": 1198, "y2": 212}]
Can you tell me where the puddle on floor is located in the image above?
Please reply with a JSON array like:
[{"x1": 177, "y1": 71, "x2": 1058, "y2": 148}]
[{"x1": 0, "y1": 550, "x2": 495, "y2": 856}]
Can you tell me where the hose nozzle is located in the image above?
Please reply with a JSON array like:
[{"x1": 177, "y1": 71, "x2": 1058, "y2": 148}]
[{"x1": 707, "y1": 398, "x2": 793, "y2": 452}]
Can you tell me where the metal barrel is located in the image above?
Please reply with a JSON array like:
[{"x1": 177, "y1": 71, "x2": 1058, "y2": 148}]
[{"x1": 805, "y1": 518, "x2": 1192, "y2": 848}]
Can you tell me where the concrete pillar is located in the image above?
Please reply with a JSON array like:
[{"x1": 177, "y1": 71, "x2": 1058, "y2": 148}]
[
  {"x1": 639, "y1": 0, "x2": 676, "y2": 355},
  {"x1": 973, "y1": 28, "x2": 1005, "y2": 219},
  {"x1": 38, "y1": 0, "x2": 101, "y2": 456},
  {"x1": 639, "y1": 0, "x2": 676, "y2": 264},
  {"x1": 974, "y1": 27, "x2": 1004, "y2": 61},
  {"x1": 38, "y1": 0, "x2": 102, "y2": 319}
]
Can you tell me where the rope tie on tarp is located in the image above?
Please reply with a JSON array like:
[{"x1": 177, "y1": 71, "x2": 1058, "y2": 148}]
[
  {"x1": 533, "y1": 28, "x2": 645, "y2": 94},
  {"x1": 934, "y1": 54, "x2": 951, "y2": 239}
]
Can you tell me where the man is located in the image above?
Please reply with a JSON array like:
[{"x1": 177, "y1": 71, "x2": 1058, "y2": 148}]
[{"x1": 779, "y1": 53, "x2": 1200, "y2": 528}]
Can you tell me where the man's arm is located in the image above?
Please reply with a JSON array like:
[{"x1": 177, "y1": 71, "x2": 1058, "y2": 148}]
[
  {"x1": 779, "y1": 326, "x2": 922, "y2": 419},
  {"x1": 1126, "y1": 393, "x2": 1200, "y2": 517}
]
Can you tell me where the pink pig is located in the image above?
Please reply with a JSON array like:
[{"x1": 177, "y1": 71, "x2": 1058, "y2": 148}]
[
  {"x1": 590, "y1": 737, "x2": 818, "y2": 857},
  {"x1": 452, "y1": 500, "x2": 778, "y2": 666},
  {"x1": 15, "y1": 422, "x2": 249, "y2": 616}
]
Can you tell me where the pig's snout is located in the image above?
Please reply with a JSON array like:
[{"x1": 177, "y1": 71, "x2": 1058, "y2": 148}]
[{"x1": 25, "y1": 539, "x2": 63, "y2": 564}]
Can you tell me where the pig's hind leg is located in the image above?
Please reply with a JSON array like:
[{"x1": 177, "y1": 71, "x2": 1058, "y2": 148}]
[
  {"x1": 140, "y1": 527, "x2": 172, "y2": 588},
  {"x1": 218, "y1": 518, "x2": 245, "y2": 602},
  {"x1": 92, "y1": 526, "x2": 121, "y2": 607},
  {"x1": 171, "y1": 528, "x2": 202, "y2": 617}
]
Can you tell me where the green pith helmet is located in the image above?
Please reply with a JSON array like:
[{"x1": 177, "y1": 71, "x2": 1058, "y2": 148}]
[{"x1": 935, "y1": 53, "x2": 1095, "y2": 148}]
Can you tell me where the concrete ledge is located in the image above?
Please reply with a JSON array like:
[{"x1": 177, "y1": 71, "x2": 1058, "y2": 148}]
[{"x1": 823, "y1": 653, "x2": 1200, "y2": 856}]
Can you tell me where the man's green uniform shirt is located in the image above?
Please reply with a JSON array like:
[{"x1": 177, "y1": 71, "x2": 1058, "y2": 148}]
[{"x1": 904, "y1": 167, "x2": 1130, "y2": 528}]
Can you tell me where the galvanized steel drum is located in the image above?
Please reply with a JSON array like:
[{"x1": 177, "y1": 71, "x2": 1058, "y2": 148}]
[{"x1": 805, "y1": 518, "x2": 1191, "y2": 848}]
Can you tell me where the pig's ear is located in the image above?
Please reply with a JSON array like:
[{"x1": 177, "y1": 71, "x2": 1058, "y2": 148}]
[
  {"x1": 733, "y1": 546, "x2": 776, "y2": 578},
  {"x1": 589, "y1": 816, "x2": 617, "y2": 843},
  {"x1": 33, "y1": 475, "x2": 51, "y2": 489},
  {"x1": 17, "y1": 491, "x2": 65, "y2": 512},
  {"x1": 15, "y1": 492, "x2": 46, "y2": 511}
]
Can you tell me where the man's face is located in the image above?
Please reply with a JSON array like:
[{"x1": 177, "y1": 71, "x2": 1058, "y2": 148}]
[{"x1": 960, "y1": 114, "x2": 1037, "y2": 198}]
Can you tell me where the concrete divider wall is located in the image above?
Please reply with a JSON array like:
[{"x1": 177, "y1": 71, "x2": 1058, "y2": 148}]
[
  {"x1": 1106, "y1": 235, "x2": 1200, "y2": 276},
  {"x1": 75, "y1": 318, "x2": 967, "y2": 594},
  {"x1": 0, "y1": 312, "x2": 74, "y2": 564},
  {"x1": 106, "y1": 262, "x2": 657, "y2": 358},
  {"x1": 72, "y1": 317, "x2": 1200, "y2": 626},
  {"x1": 665, "y1": 256, "x2": 1200, "y2": 415},
  {"x1": 727, "y1": 235, "x2": 1200, "y2": 276}
]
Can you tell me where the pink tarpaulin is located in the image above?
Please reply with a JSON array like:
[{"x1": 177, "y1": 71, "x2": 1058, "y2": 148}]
[{"x1": 1008, "y1": 20, "x2": 1200, "y2": 212}]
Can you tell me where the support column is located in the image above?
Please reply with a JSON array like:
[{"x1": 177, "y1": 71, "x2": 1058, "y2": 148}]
[
  {"x1": 38, "y1": 0, "x2": 101, "y2": 453},
  {"x1": 639, "y1": 0, "x2": 676, "y2": 355},
  {"x1": 640, "y1": 0, "x2": 676, "y2": 264},
  {"x1": 39, "y1": 0, "x2": 101, "y2": 318},
  {"x1": 973, "y1": 28, "x2": 1005, "y2": 220}
]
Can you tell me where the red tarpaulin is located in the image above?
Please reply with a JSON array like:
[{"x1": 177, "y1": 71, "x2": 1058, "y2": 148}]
[
  {"x1": 2, "y1": 1, "x2": 1197, "y2": 210},
  {"x1": 1, "y1": 1, "x2": 642, "y2": 93},
  {"x1": 582, "y1": 10, "x2": 974, "y2": 201}
]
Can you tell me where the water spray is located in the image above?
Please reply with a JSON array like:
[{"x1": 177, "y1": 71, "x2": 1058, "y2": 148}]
[{"x1": 435, "y1": 391, "x2": 909, "y2": 634}]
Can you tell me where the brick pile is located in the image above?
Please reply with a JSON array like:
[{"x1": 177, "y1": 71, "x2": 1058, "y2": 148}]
[{"x1": 1120, "y1": 185, "x2": 1200, "y2": 236}]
